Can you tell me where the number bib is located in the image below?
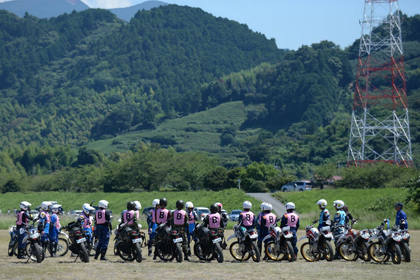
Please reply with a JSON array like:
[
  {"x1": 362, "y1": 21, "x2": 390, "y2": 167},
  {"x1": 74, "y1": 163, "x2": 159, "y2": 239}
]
[
  {"x1": 173, "y1": 210, "x2": 186, "y2": 225},
  {"x1": 241, "y1": 211, "x2": 255, "y2": 227},
  {"x1": 96, "y1": 209, "x2": 106, "y2": 224},
  {"x1": 286, "y1": 213, "x2": 298, "y2": 228}
]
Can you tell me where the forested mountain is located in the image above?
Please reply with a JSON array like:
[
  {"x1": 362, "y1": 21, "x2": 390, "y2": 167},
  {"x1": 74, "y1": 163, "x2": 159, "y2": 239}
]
[
  {"x1": 0, "y1": 5, "x2": 285, "y2": 146},
  {"x1": 0, "y1": 0, "x2": 89, "y2": 18}
]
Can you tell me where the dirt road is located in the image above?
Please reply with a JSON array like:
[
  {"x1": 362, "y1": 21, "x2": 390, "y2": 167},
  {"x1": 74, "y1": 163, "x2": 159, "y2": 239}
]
[{"x1": 246, "y1": 192, "x2": 287, "y2": 215}]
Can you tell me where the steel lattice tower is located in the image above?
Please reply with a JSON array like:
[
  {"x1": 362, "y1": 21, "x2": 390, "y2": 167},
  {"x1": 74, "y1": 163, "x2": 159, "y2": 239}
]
[{"x1": 348, "y1": 0, "x2": 413, "y2": 167}]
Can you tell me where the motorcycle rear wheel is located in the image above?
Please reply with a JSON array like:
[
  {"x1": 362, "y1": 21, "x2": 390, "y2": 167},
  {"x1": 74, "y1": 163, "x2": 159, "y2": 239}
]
[
  {"x1": 57, "y1": 237, "x2": 69, "y2": 257},
  {"x1": 401, "y1": 242, "x2": 411, "y2": 262},
  {"x1": 360, "y1": 242, "x2": 371, "y2": 262},
  {"x1": 369, "y1": 242, "x2": 389, "y2": 263},
  {"x1": 214, "y1": 242, "x2": 224, "y2": 263},
  {"x1": 155, "y1": 241, "x2": 175, "y2": 262},
  {"x1": 338, "y1": 242, "x2": 358, "y2": 261},
  {"x1": 78, "y1": 243, "x2": 89, "y2": 263},
  {"x1": 117, "y1": 242, "x2": 135, "y2": 261},
  {"x1": 300, "y1": 242, "x2": 320, "y2": 262},
  {"x1": 8, "y1": 245, "x2": 15, "y2": 256},
  {"x1": 175, "y1": 243, "x2": 183, "y2": 263},
  {"x1": 135, "y1": 243, "x2": 142, "y2": 263},
  {"x1": 251, "y1": 241, "x2": 260, "y2": 262},
  {"x1": 194, "y1": 243, "x2": 213, "y2": 261},
  {"x1": 229, "y1": 241, "x2": 251, "y2": 261},
  {"x1": 285, "y1": 241, "x2": 296, "y2": 262}
]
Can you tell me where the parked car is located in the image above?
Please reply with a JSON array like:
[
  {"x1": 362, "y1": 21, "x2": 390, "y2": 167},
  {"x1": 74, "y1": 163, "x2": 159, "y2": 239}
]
[
  {"x1": 70, "y1": 210, "x2": 83, "y2": 218},
  {"x1": 281, "y1": 180, "x2": 312, "y2": 192},
  {"x1": 194, "y1": 207, "x2": 210, "y2": 219},
  {"x1": 229, "y1": 209, "x2": 242, "y2": 221},
  {"x1": 221, "y1": 209, "x2": 229, "y2": 220}
]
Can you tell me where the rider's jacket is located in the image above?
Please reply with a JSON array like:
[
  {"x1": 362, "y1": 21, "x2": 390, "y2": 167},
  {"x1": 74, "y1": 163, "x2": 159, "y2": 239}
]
[
  {"x1": 395, "y1": 209, "x2": 408, "y2": 229},
  {"x1": 238, "y1": 210, "x2": 256, "y2": 228},
  {"x1": 318, "y1": 209, "x2": 330, "y2": 229}
]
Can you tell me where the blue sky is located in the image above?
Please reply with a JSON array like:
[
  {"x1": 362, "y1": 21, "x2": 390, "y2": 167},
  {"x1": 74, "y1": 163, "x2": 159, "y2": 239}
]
[{"x1": 83, "y1": 0, "x2": 420, "y2": 50}]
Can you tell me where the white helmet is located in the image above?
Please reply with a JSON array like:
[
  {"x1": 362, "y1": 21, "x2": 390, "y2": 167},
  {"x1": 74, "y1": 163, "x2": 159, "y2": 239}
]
[
  {"x1": 285, "y1": 202, "x2": 295, "y2": 210},
  {"x1": 51, "y1": 204, "x2": 61, "y2": 213},
  {"x1": 98, "y1": 200, "x2": 109, "y2": 209},
  {"x1": 152, "y1": 199, "x2": 160, "y2": 208},
  {"x1": 134, "y1": 201, "x2": 142, "y2": 210},
  {"x1": 243, "y1": 201, "x2": 252, "y2": 209},
  {"x1": 216, "y1": 202, "x2": 223, "y2": 210},
  {"x1": 83, "y1": 203, "x2": 94, "y2": 215},
  {"x1": 185, "y1": 201, "x2": 194, "y2": 209},
  {"x1": 40, "y1": 201, "x2": 52, "y2": 211},
  {"x1": 265, "y1": 203, "x2": 273, "y2": 211},
  {"x1": 317, "y1": 199, "x2": 327, "y2": 209},
  {"x1": 20, "y1": 201, "x2": 31, "y2": 211},
  {"x1": 333, "y1": 200, "x2": 345, "y2": 210},
  {"x1": 260, "y1": 202, "x2": 267, "y2": 210}
]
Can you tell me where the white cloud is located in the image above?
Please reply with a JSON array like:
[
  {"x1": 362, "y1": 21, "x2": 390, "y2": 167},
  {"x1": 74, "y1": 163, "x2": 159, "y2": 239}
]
[
  {"x1": 81, "y1": 0, "x2": 133, "y2": 9},
  {"x1": 0, "y1": 0, "x2": 14, "y2": 3}
]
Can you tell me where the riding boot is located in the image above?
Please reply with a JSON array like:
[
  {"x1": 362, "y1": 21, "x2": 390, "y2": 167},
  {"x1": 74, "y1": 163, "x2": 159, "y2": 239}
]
[
  {"x1": 53, "y1": 242, "x2": 58, "y2": 257},
  {"x1": 94, "y1": 248, "x2": 100, "y2": 260},
  {"x1": 17, "y1": 248, "x2": 27, "y2": 259},
  {"x1": 100, "y1": 249, "x2": 108, "y2": 260},
  {"x1": 50, "y1": 242, "x2": 57, "y2": 257},
  {"x1": 148, "y1": 245, "x2": 153, "y2": 257}
]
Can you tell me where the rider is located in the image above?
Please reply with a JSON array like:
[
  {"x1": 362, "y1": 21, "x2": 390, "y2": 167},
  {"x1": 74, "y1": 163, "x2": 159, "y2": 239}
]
[
  {"x1": 16, "y1": 201, "x2": 34, "y2": 259},
  {"x1": 216, "y1": 202, "x2": 228, "y2": 249},
  {"x1": 394, "y1": 202, "x2": 408, "y2": 229},
  {"x1": 280, "y1": 202, "x2": 300, "y2": 258},
  {"x1": 204, "y1": 204, "x2": 221, "y2": 229},
  {"x1": 333, "y1": 199, "x2": 346, "y2": 259},
  {"x1": 256, "y1": 202, "x2": 277, "y2": 260},
  {"x1": 316, "y1": 199, "x2": 331, "y2": 230},
  {"x1": 172, "y1": 200, "x2": 190, "y2": 261},
  {"x1": 78, "y1": 203, "x2": 95, "y2": 255},
  {"x1": 185, "y1": 201, "x2": 199, "y2": 256},
  {"x1": 94, "y1": 200, "x2": 112, "y2": 261},
  {"x1": 237, "y1": 201, "x2": 256, "y2": 239},
  {"x1": 147, "y1": 198, "x2": 160, "y2": 257},
  {"x1": 38, "y1": 201, "x2": 52, "y2": 252},
  {"x1": 153, "y1": 198, "x2": 171, "y2": 260},
  {"x1": 49, "y1": 204, "x2": 62, "y2": 257},
  {"x1": 121, "y1": 201, "x2": 139, "y2": 230}
]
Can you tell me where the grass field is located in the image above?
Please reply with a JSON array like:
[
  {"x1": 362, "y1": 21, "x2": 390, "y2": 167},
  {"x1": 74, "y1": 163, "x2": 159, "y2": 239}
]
[
  {"x1": 273, "y1": 188, "x2": 420, "y2": 229},
  {"x1": 0, "y1": 229, "x2": 418, "y2": 280}
]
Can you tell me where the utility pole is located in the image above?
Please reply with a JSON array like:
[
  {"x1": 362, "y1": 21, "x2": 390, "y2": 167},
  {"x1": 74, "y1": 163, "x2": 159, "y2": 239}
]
[
  {"x1": 238, "y1": 179, "x2": 241, "y2": 190},
  {"x1": 347, "y1": 0, "x2": 412, "y2": 167}
]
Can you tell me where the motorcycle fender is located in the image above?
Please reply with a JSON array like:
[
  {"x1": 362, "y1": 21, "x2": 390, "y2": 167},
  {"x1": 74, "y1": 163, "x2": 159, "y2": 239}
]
[
  {"x1": 59, "y1": 232, "x2": 70, "y2": 239},
  {"x1": 262, "y1": 235, "x2": 272, "y2": 243},
  {"x1": 22, "y1": 236, "x2": 29, "y2": 243},
  {"x1": 226, "y1": 233, "x2": 236, "y2": 242},
  {"x1": 298, "y1": 236, "x2": 307, "y2": 242}
]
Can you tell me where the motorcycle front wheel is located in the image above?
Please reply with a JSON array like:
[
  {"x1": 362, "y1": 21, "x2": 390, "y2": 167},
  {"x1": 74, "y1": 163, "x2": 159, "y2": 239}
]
[
  {"x1": 229, "y1": 241, "x2": 251, "y2": 261},
  {"x1": 265, "y1": 241, "x2": 285, "y2": 261},
  {"x1": 155, "y1": 241, "x2": 175, "y2": 262},
  {"x1": 8, "y1": 244, "x2": 16, "y2": 256},
  {"x1": 25, "y1": 243, "x2": 43, "y2": 263},
  {"x1": 301, "y1": 242, "x2": 320, "y2": 262},
  {"x1": 57, "y1": 237, "x2": 69, "y2": 257},
  {"x1": 251, "y1": 241, "x2": 260, "y2": 262},
  {"x1": 401, "y1": 242, "x2": 411, "y2": 262},
  {"x1": 369, "y1": 242, "x2": 389, "y2": 263},
  {"x1": 390, "y1": 243, "x2": 401, "y2": 265},
  {"x1": 338, "y1": 241, "x2": 358, "y2": 261},
  {"x1": 323, "y1": 241, "x2": 334, "y2": 261}
]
